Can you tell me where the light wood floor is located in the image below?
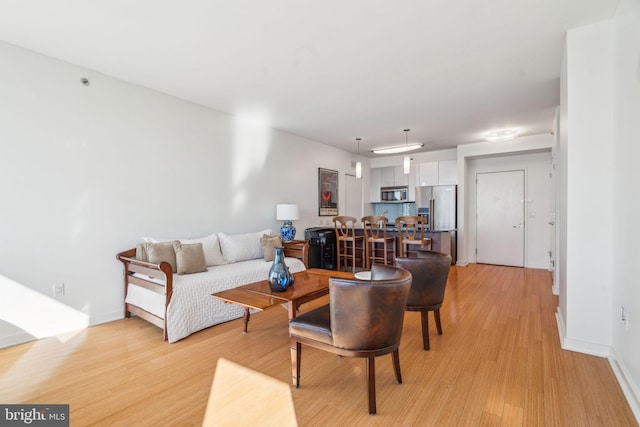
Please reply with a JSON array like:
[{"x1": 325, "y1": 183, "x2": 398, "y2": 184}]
[{"x1": 1, "y1": 264, "x2": 637, "y2": 426}]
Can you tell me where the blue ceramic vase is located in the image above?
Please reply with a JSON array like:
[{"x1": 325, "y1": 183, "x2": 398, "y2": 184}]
[
  {"x1": 280, "y1": 221, "x2": 296, "y2": 242},
  {"x1": 268, "y1": 247, "x2": 293, "y2": 292}
]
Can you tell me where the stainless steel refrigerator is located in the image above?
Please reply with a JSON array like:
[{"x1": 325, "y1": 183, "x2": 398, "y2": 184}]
[
  {"x1": 415, "y1": 185, "x2": 457, "y2": 231},
  {"x1": 415, "y1": 185, "x2": 457, "y2": 263}
]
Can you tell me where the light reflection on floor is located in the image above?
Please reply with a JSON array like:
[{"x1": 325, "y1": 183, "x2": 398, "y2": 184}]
[
  {"x1": 0, "y1": 274, "x2": 89, "y2": 343},
  {"x1": 203, "y1": 358, "x2": 298, "y2": 427}
]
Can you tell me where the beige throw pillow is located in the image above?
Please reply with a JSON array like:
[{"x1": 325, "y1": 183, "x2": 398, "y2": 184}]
[
  {"x1": 142, "y1": 232, "x2": 226, "y2": 266},
  {"x1": 143, "y1": 241, "x2": 178, "y2": 273},
  {"x1": 260, "y1": 234, "x2": 282, "y2": 262},
  {"x1": 173, "y1": 241, "x2": 208, "y2": 275}
]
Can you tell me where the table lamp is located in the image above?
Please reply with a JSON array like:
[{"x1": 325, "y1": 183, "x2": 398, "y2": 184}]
[{"x1": 276, "y1": 204, "x2": 299, "y2": 242}]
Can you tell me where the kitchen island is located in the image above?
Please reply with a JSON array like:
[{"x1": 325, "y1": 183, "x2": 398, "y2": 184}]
[{"x1": 354, "y1": 227, "x2": 456, "y2": 264}]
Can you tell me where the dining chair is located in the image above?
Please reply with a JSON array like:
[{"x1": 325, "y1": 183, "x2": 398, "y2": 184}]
[
  {"x1": 361, "y1": 215, "x2": 396, "y2": 270},
  {"x1": 289, "y1": 264, "x2": 412, "y2": 414},
  {"x1": 332, "y1": 216, "x2": 365, "y2": 272},
  {"x1": 395, "y1": 215, "x2": 432, "y2": 257},
  {"x1": 394, "y1": 250, "x2": 451, "y2": 350}
]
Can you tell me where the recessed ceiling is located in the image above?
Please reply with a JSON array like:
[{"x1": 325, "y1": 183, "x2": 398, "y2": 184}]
[{"x1": 0, "y1": 0, "x2": 619, "y2": 156}]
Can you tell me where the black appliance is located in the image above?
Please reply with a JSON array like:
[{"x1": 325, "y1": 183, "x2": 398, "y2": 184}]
[{"x1": 305, "y1": 227, "x2": 336, "y2": 270}]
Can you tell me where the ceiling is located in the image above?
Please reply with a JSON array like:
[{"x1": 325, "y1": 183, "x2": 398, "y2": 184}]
[{"x1": 0, "y1": 0, "x2": 619, "y2": 157}]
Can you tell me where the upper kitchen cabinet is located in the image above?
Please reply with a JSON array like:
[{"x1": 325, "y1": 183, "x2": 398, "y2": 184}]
[
  {"x1": 438, "y1": 160, "x2": 458, "y2": 185},
  {"x1": 417, "y1": 160, "x2": 458, "y2": 186},
  {"x1": 378, "y1": 166, "x2": 410, "y2": 187},
  {"x1": 370, "y1": 166, "x2": 418, "y2": 202},
  {"x1": 393, "y1": 166, "x2": 409, "y2": 187},
  {"x1": 370, "y1": 167, "x2": 381, "y2": 202},
  {"x1": 418, "y1": 162, "x2": 439, "y2": 186},
  {"x1": 380, "y1": 167, "x2": 395, "y2": 187}
]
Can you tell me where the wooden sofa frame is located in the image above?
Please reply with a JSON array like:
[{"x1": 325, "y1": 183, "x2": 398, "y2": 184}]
[{"x1": 116, "y1": 240, "x2": 309, "y2": 341}]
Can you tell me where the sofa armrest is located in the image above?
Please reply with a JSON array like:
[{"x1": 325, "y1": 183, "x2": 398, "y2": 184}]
[
  {"x1": 116, "y1": 248, "x2": 174, "y2": 340},
  {"x1": 283, "y1": 240, "x2": 309, "y2": 268}
]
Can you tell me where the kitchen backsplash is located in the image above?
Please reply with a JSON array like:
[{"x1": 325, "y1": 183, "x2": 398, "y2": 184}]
[{"x1": 373, "y1": 202, "x2": 415, "y2": 223}]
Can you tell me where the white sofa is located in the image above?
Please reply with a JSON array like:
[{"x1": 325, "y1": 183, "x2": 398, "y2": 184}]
[{"x1": 116, "y1": 230, "x2": 307, "y2": 343}]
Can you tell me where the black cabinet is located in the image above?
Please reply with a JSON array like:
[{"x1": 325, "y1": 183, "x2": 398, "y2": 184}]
[{"x1": 305, "y1": 227, "x2": 336, "y2": 270}]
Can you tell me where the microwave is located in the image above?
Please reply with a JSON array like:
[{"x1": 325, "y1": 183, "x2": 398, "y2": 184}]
[{"x1": 380, "y1": 186, "x2": 409, "y2": 202}]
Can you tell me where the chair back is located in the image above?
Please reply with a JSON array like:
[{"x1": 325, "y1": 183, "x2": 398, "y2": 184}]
[
  {"x1": 362, "y1": 216, "x2": 389, "y2": 240},
  {"x1": 333, "y1": 216, "x2": 358, "y2": 239},
  {"x1": 328, "y1": 264, "x2": 411, "y2": 350},
  {"x1": 395, "y1": 216, "x2": 425, "y2": 242},
  {"x1": 394, "y1": 251, "x2": 451, "y2": 308}
]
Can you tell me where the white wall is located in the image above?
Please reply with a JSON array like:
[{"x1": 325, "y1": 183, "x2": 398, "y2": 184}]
[
  {"x1": 558, "y1": 20, "x2": 614, "y2": 356},
  {"x1": 611, "y1": 0, "x2": 640, "y2": 416},
  {"x1": 0, "y1": 41, "x2": 361, "y2": 348},
  {"x1": 466, "y1": 152, "x2": 552, "y2": 269}
]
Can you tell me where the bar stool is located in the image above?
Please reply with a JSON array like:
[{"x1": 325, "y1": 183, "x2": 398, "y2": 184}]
[
  {"x1": 362, "y1": 215, "x2": 396, "y2": 270},
  {"x1": 333, "y1": 216, "x2": 364, "y2": 272},
  {"x1": 395, "y1": 216, "x2": 431, "y2": 257}
]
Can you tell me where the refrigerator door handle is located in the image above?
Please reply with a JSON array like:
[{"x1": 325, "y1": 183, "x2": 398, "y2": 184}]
[{"x1": 429, "y1": 198, "x2": 435, "y2": 231}]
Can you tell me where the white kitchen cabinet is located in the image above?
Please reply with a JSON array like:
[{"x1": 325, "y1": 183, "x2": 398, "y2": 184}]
[
  {"x1": 393, "y1": 166, "x2": 409, "y2": 186},
  {"x1": 418, "y1": 162, "x2": 439, "y2": 186},
  {"x1": 379, "y1": 167, "x2": 394, "y2": 187},
  {"x1": 370, "y1": 167, "x2": 381, "y2": 202},
  {"x1": 438, "y1": 160, "x2": 458, "y2": 185},
  {"x1": 408, "y1": 166, "x2": 418, "y2": 201}
]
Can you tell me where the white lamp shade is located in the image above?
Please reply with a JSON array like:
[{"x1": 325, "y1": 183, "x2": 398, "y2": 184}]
[
  {"x1": 276, "y1": 204, "x2": 299, "y2": 221},
  {"x1": 355, "y1": 161, "x2": 362, "y2": 179},
  {"x1": 403, "y1": 155, "x2": 410, "y2": 174}
]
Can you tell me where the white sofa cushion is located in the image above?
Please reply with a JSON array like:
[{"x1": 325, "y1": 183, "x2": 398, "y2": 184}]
[{"x1": 218, "y1": 229, "x2": 271, "y2": 263}]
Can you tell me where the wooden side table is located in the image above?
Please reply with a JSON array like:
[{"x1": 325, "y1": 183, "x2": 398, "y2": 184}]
[{"x1": 283, "y1": 240, "x2": 309, "y2": 268}]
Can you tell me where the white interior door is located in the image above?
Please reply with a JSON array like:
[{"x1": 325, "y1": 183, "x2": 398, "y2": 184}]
[
  {"x1": 476, "y1": 170, "x2": 524, "y2": 267},
  {"x1": 345, "y1": 174, "x2": 363, "y2": 224}
]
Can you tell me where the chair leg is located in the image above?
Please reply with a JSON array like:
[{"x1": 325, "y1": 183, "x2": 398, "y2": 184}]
[
  {"x1": 391, "y1": 349, "x2": 402, "y2": 384},
  {"x1": 291, "y1": 341, "x2": 301, "y2": 387},
  {"x1": 420, "y1": 310, "x2": 430, "y2": 350},
  {"x1": 366, "y1": 356, "x2": 376, "y2": 414},
  {"x1": 434, "y1": 309, "x2": 443, "y2": 335}
]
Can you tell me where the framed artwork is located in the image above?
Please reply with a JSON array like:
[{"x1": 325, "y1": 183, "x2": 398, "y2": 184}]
[{"x1": 318, "y1": 168, "x2": 338, "y2": 216}]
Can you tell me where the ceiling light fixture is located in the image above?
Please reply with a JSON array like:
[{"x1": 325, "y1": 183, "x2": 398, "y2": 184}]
[
  {"x1": 371, "y1": 143, "x2": 424, "y2": 155},
  {"x1": 484, "y1": 129, "x2": 519, "y2": 142},
  {"x1": 403, "y1": 129, "x2": 410, "y2": 174},
  {"x1": 355, "y1": 138, "x2": 362, "y2": 179}
]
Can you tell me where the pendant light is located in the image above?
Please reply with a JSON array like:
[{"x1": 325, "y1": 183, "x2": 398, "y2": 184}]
[
  {"x1": 355, "y1": 138, "x2": 362, "y2": 179},
  {"x1": 403, "y1": 129, "x2": 411, "y2": 174}
]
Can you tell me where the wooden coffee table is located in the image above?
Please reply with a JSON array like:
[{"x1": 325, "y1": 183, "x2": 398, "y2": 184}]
[{"x1": 212, "y1": 268, "x2": 353, "y2": 333}]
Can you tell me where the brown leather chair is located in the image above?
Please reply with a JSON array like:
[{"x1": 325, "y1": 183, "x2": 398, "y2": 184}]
[
  {"x1": 395, "y1": 216, "x2": 432, "y2": 257},
  {"x1": 362, "y1": 215, "x2": 396, "y2": 269},
  {"x1": 333, "y1": 215, "x2": 365, "y2": 271},
  {"x1": 394, "y1": 251, "x2": 451, "y2": 350},
  {"x1": 289, "y1": 264, "x2": 412, "y2": 414}
]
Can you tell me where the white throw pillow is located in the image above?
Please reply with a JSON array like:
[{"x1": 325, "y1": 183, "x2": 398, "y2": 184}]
[
  {"x1": 218, "y1": 229, "x2": 271, "y2": 263},
  {"x1": 142, "y1": 232, "x2": 226, "y2": 266}
]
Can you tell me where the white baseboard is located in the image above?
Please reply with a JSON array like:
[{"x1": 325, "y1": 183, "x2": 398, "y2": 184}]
[
  {"x1": 90, "y1": 310, "x2": 123, "y2": 326},
  {"x1": 556, "y1": 309, "x2": 640, "y2": 424},
  {"x1": 0, "y1": 331, "x2": 36, "y2": 349},
  {"x1": 609, "y1": 349, "x2": 640, "y2": 424},
  {"x1": 456, "y1": 259, "x2": 469, "y2": 266},
  {"x1": 555, "y1": 309, "x2": 609, "y2": 357},
  {"x1": 0, "y1": 311, "x2": 124, "y2": 349}
]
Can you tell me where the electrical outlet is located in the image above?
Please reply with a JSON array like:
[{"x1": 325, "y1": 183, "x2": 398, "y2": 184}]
[
  {"x1": 621, "y1": 306, "x2": 629, "y2": 333},
  {"x1": 625, "y1": 313, "x2": 630, "y2": 333},
  {"x1": 53, "y1": 283, "x2": 65, "y2": 298}
]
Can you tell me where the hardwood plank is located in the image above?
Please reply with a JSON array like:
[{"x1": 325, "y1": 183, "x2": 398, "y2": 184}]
[{"x1": 0, "y1": 264, "x2": 636, "y2": 426}]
